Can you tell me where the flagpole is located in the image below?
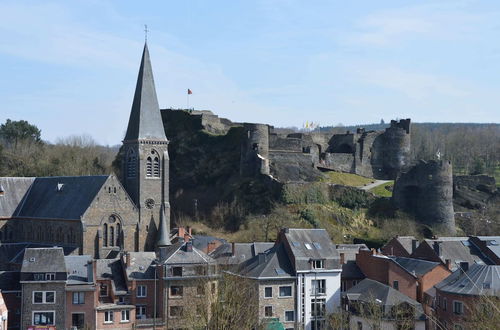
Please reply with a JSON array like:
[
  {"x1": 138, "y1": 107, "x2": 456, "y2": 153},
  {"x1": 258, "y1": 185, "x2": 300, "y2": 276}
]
[{"x1": 187, "y1": 93, "x2": 189, "y2": 109}]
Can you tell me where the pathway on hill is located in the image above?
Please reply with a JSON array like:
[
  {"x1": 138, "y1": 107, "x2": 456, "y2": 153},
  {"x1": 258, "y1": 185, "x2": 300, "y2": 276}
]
[{"x1": 359, "y1": 180, "x2": 391, "y2": 191}]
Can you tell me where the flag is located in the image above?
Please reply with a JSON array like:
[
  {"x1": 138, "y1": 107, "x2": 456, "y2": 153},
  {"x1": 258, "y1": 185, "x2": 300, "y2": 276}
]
[{"x1": 187, "y1": 89, "x2": 192, "y2": 95}]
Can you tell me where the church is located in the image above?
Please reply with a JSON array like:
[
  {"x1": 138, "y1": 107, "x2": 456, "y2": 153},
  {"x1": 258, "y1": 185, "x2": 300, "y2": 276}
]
[{"x1": 0, "y1": 43, "x2": 171, "y2": 258}]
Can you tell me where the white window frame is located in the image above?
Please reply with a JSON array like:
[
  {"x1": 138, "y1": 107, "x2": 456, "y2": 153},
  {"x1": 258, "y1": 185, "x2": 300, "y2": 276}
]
[
  {"x1": 312, "y1": 259, "x2": 324, "y2": 269},
  {"x1": 279, "y1": 286, "x2": 292, "y2": 297},
  {"x1": 32, "y1": 310, "x2": 55, "y2": 326},
  {"x1": 137, "y1": 285, "x2": 147, "y2": 298},
  {"x1": 45, "y1": 273, "x2": 55, "y2": 280},
  {"x1": 136, "y1": 305, "x2": 146, "y2": 319},
  {"x1": 284, "y1": 310, "x2": 295, "y2": 322},
  {"x1": 104, "y1": 310, "x2": 114, "y2": 323},
  {"x1": 264, "y1": 286, "x2": 273, "y2": 298},
  {"x1": 312, "y1": 279, "x2": 326, "y2": 295},
  {"x1": 121, "y1": 310, "x2": 130, "y2": 323},
  {"x1": 72, "y1": 291, "x2": 85, "y2": 304},
  {"x1": 33, "y1": 291, "x2": 56, "y2": 304}
]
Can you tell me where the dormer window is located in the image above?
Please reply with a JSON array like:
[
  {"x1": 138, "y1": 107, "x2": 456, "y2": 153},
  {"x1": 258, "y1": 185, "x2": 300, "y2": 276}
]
[{"x1": 312, "y1": 259, "x2": 324, "y2": 269}]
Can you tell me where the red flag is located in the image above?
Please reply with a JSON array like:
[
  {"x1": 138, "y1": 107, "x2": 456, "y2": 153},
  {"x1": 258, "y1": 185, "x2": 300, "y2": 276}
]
[{"x1": 187, "y1": 89, "x2": 192, "y2": 95}]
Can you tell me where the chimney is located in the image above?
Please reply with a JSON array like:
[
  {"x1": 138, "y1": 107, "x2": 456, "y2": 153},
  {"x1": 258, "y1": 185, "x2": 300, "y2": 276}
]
[
  {"x1": 184, "y1": 233, "x2": 190, "y2": 243},
  {"x1": 185, "y1": 241, "x2": 193, "y2": 252},
  {"x1": 339, "y1": 253, "x2": 345, "y2": 265},
  {"x1": 412, "y1": 239, "x2": 419, "y2": 253},
  {"x1": 433, "y1": 242, "x2": 441, "y2": 256},
  {"x1": 87, "y1": 260, "x2": 93, "y2": 283},
  {"x1": 207, "y1": 242, "x2": 216, "y2": 254},
  {"x1": 445, "y1": 259, "x2": 451, "y2": 270},
  {"x1": 258, "y1": 253, "x2": 266, "y2": 264},
  {"x1": 232, "y1": 242, "x2": 236, "y2": 257},
  {"x1": 178, "y1": 227, "x2": 185, "y2": 239},
  {"x1": 187, "y1": 226, "x2": 192, "y2": 236},
  {"x1": 125, "y1": 252, "x2": 131, "y2": 267},
  {"x1": 459, "y1": 262, "x2": 469, "y2": 273}
]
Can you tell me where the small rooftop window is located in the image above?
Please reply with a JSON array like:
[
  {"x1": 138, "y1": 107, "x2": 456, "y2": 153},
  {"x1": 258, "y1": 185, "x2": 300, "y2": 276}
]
[
  {"x1": 483, "y1": 283, "x2": 491, "y2": 289},
  {"x1": 292, "y1": 242, "x2": 300, "y2": 247},
  {"x1": 56, "y1": 183, "x2": 64, "y2": 192},
  {"x1": 461, "y1": 241, "x2": 470, "y2": 247},
  {"x1": 487, "y1": 240, "x2": 499, "y2": 246},
  {"x1": 275, "y1": 268, "x2": 285, "y2": 275},
  {"x1": 305, "y1": 243, "x2": 312, "y2": 250},
  {"x1": 313, "y1": 242, "x2": 322, "y2": 249}
]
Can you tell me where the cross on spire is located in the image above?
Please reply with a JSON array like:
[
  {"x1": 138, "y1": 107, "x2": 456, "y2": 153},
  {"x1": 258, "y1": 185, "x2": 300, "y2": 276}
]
[{"x1": 144, "y1": 24, "x2": 149, "y2": 42}]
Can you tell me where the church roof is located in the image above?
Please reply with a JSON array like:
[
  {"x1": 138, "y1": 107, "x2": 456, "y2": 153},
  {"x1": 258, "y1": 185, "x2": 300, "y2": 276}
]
[
  {"x1": 124, "y1": 43, "x2": 167, "y2": 141},
  {"x1": 0, "y1": 177, "x2": 35, "y2": 218},
  {"x1": 14, "y1": 175, "x2": 108, "y2": 221}
]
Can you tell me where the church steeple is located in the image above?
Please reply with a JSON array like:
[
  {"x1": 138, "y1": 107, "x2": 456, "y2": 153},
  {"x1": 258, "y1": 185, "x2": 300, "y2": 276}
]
[{"x1": 124, "y1": 43, "x2": 167, "y2": 142}]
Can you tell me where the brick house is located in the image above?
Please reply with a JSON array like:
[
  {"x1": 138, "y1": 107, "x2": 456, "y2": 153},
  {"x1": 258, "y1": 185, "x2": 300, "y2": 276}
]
[
  {"x1": 381, "y1": 236, "x2": 419, "y2": 257},
  {"x1": 434, "y1": 264, "x2": 500, "y2": 329}
]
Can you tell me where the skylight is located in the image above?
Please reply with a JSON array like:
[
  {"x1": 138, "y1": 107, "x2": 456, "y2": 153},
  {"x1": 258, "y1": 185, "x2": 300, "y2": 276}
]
[
  {"x1": 313, "y1": 242, "x2": 321, "y2": 249},
  {"x1": 275, "y1": 268, "x2": 286, "y2": 275},
  {"x1": 305, "y1": 243, "x2": 312, "y2": 250},
  {"x1": 292, "y1": 242, "x2": 300, "y2": 247}
]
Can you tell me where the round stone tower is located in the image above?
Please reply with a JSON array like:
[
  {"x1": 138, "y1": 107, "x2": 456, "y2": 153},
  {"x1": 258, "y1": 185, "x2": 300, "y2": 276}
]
[
  {"x1": 381, "y1": 119, "x2": 411, "y2": 179},
  {"x1": 392, "y1": 160, "x2": 455, "y2": 234},
  {"x1": 240, "y1": 123, "x2": 270, "y2": 177}
]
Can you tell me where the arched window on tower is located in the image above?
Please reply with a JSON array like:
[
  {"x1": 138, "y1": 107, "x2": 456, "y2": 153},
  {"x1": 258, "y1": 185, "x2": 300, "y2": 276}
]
[
  {"x1": 110, "y1": 226, "x2": 115, "y2": 247},
  {"x1": 116, "y1": 223, "x2": 121, "y2": 247},
  {"x1": 146, "y1": 157, "x2": 153, "y2": 177},
  {"x1": 153, "y1": 157, "x2": 160, "y2": 177},
  {"x1": 103, "y1": 224, "x2": 108, "y2": 247},
  {"x1": 126, "y1": 148, "x2": 137, "y2": 178}
]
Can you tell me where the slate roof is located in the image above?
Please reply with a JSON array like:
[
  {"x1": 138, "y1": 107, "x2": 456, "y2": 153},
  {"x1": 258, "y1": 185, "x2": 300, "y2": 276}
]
[
  {"x1": 341, "y1": 260, "x2": 365, "y2": 279},
  {"x1": 393, "y1": 236, "x2": 417, "y2": 255},
  {"x1": 420, "y1": 238, "x2": 486, "y2": 271},
  {"x1": 210, "y1": 242, "x2": 274, "y2": 265},
  {"x1": 344, "y1": 279, "x2": 426, "y2": 321},
  {"x1": 192, "y1": 235, "x2": 227, "y2": 251},
  {"x1": 124, "y1": 43, "x2": 167, "y2": 141},
  {"x1": 163, "y1": 241, "x2": 215, "y2": 265},
  {"x1": 336, "y1": 244, "x2": 367, "y2": 261},
  {"x1": 237, "y1": 243, "x2": 295, "y2": 279},
  {"x1": 0, "y1": 271, "x2": 20, "y2": 291},
  {"x1": 14, "y1": 176, "x2": 108, "y2": 220},
  {"x1": 65, "y1": 255, "x2": 93, "y2": 285},
  {"x1": 390, "y1": 257, "x2": 442, "y2": 277},
  {"x1": 96, "y1": 258, "x2": 128, "y2": 295},
  {"x1": 0, "y1": 243, "x2": 77, "y2": 266},
  {"x1": 21, "y1": 247, "x2": 66, "y2": 273},
  {"x1": 0, "y1": 177, "x2": 35, "y2": 218},
  {"x1": 435, "y1": 264, "x2": 500, "y2": 296},
  {"x1": 475, "y1": 236, "x2": 500, "y2": 260},
  {"x1": 281, "y1": 228, "x2": 340, "y2": 271},
  {"x1": 125, "y1": 252, "x2": 157, "y2": 280}
]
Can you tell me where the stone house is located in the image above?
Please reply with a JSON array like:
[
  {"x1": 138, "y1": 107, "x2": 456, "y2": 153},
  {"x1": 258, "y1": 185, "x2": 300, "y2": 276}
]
[
  {"x1": 343, "y1": 278, "x2": 426, "y2": 330},
  {"x1": 434, "y1": 264, "x2": 500, "y2": 330}
]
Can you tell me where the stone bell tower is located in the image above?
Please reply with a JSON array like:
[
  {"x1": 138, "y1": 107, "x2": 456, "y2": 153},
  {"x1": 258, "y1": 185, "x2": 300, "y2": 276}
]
[{"x1": 121, "y1": 43, "x2": 170, "y2": 251}]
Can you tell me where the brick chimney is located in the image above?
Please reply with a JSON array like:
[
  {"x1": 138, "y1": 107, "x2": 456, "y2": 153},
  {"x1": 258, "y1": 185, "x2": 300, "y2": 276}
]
[
  {"x1": 412, "y1": 239, "x2": 419, "y2": 253},
  {"x1": 125, "y1": 252, "x2": 131, "y2": 267},
  {"x1": 232, "y1": 242, "x2": 236, "y2": 257},
  {"x1": 433, "y1": 241, "x2": 442, "y2": 256},
  {"x1": 178, "y1": 227, "x2": 185, "y2": 239},
  {"x1": 445, "y1": 259, "x2": 451, "y2": 270},
  {"x1": 207, "y1": 241, "x2": 217, "y2": 254},
  {"x1": 184, "y1": 233, "x2": 190, "y2": 243},
  {"x1": 339, "y1": 253, "x2": 345, "y2": 265}
]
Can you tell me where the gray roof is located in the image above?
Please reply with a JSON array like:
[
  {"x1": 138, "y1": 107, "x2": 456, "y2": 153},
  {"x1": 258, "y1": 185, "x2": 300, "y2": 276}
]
[
  {"x1": 156, "y1": 205, "x2": 171, "y2": 247},
  {"x1": 237, "y1": 243, "x2": 295, "y2": 279},
  {"x1": 344, "y1": 279, "x2": 426, "y2": 320},
  {"x1": 394, "y1": 236, "x2": 417, "y2": 255},
  {"x1": 211, "y1": 242, "x2": 274, "y2": 265},
  {"x1": 192, "y1": 235, "x2": 226, "y2": 251},
  {"x1": 336, "y1": 244, "x2": 367, "y2": 261},
  {"x1": 96, "y1": 258, "x2": 128, "y2": 294},
  {"x1": 342, "y1": 260, "x2": 365, "y2": 279},
  {"x1": 1, "y1": 243, "x2": 77, "y2": 266},
  {"x1": 124, "y1": 43, "x2": 167, "y2": 141},
  {"x1": 435, "y1": 264, "x2": 500, "y2": 296},
  {"x1": 475, "y1": 236, "x2": 500, "y2": 260},
  {"x1": 281, "y1": 228, "x2": 340, "y2": 271},
  {"x1": 421, "y1": 238, "x2": 486, "y2": 271},
  {"x1": 65, "y1": 255, "x2": 93, "y2": 285},
  {"x1": 390, "y1": 257, "x2": 442, "y2": 277},
  {"x1": 0, "y1": 271, "x2": 20, "y2": 290},
  {"x1": 163, "y1": 241, "x2": 215, "y2": 265},
  {"x1": 15, "y1": 176, "x2": 108, "y2": 220},
  {"x1": 0, "y1": 177, "x2": 35, "y2": 218},
  {"x1": 21, "y1": 247, "x2": 66, "y2": 273},
  {"x1": 125, "y1": 252, "x2": 157, "y2": 280}
]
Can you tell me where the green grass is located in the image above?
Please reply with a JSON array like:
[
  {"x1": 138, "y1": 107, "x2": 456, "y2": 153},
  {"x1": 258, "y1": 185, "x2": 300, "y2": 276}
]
[
  {"x1": 369, "y1": 181, "x2": 394, "y2": 197},
  {"x1": 322, "y1": 171, "x2": 375, "y2": 187}
]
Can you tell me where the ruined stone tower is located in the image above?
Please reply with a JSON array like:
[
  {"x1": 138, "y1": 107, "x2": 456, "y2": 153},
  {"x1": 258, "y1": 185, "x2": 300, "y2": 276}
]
[
  {"x1": 392, "y1": 160, "x2": 455, "y2": 234},
  {"x1": 240, "y1": 123, "x2": 270, "y2": 176},
  {"x1": 121, "y1": 43, "x2": 170, "y2": 251}
]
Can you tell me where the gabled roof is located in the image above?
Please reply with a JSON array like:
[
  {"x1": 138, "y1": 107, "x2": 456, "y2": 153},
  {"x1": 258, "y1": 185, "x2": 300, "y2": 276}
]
[
  {"x1": 0, "y1": 177, "x2": 35, "y2": 218},
  {"x1": 21, "y1": 247, "x2": 66, "y2": 273},
  {"x1": 237, "y1": 243, "x2": 295, "y2": 279},
  {"x1": 210, "y1": 242, "x2": 274, "y2": 265},
  {"x1": 390, "y1": 257, "x2": 442, "y2": 277},
  {"x1": 0, "y1": 243, "x2": 77, "y2": 266},
  {"x1": 342, "y1": 260, "x2": 365, "y2": 279},
  {"x1": 65, "y1": 255, "x2": 93, "y2": 285},
  {"x1": 124, "y1": 43, "x2": 167, "y2": 141},
  {"x1": 383, "y1": 236, "x2": 416, "y2": 255},
  {"x1": 15, "y1": 176, "x2": 109, "y2": 220},
  {"x1": 125, "y1": 252, "x2": 157, "y2": 280},
  {"x1": 435, "y1": 264, "x2": 500, "y2": 296},
  {"x1": 162, "y1": 241, "x2": 215, "y2": 265},
  {"x1": 418, "y1": 238, "x2": 486, "y2": 271},
  {"x1": 344, "y1": 279, "x2": 426, "y2": 320},
  {"x1": 96, "y1": 258, "x2": 128, "y2": 295}
]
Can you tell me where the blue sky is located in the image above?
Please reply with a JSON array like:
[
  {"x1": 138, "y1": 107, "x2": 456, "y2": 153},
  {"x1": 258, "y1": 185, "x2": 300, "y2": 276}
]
[{"x1": 1, "y1": 0, "x2": 499, "y2": 145}]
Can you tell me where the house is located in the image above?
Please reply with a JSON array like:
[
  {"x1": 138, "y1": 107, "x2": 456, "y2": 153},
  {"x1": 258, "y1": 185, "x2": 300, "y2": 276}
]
[
  {"x1": 336, "y1": 244, "x2": 366, "y2": 292},
  {"x1": 411, "y1": 237, "x2": 488, "y2": 271},
  {"x1": 381, "y1": 236, "x2": 419, "y2": 257},
  {"x1": 0, "y1": 271, "x2": 21, "y2": 329},
  {"x1": 343, "y1": 278, "x2": 426, "y2": 330},
  {"x1": 434, "y1": 264, "x2": 500, "y2": 330},
  {"x1": 276, "y1": 228, "x2": 342, "y2": 330},
  {"x1": 469, "y1": 236, "x2": 500, "y2": 265}
]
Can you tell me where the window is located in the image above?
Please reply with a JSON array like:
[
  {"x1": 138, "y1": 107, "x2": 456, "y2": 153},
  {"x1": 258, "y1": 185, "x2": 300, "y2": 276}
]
[
  {"x1": 357, "y1": 321, "x2": 363, "y2": 330},
  {"x1": 211, "y1": 282, "x2": 216, "y2": 294},
  {"x1": 153, "y1": 157, "x2": 160, "y2": 177},
  {"x1": 393, "y1": 280, "x2": 399, "y2": 291},
  {"x1": 146, "y1": 157, "x2": 153, "y2": 177},
  {"x1": 285, "y1": 310, "x2": 295, "y2": 322},
  {"x1": 72, "y1": 292, "x2": 85, "y2": 304},
  {"x1": 279, "y1": 286, "x2": 292, "y2": 297},
  {"x1": 33, "y1": 291, "x2": 55, "y2": 304},
  {"x1": 172, "y1": 267, "x2": 183, "y2": 276},
  {"x1": 443, "y1": 298, "x2": 447, "y2": 311},
  {"x1": 169, "y1": 306, "x2": 183, "y2": 318},
  {"x1": 126, "y1": 149, "x2": 137, "y2": 178},
  {"x1": 136, "y1": 306, "x2": 146, "y2": 319},
  {"x1": 116, "y1": 223, "x2": 121, "y2": 246},
  {"x1": 313, "y1": 242, "x2": 322, "y2": 249},
  {"x1": 453, "y1": 301, "x2": 463, "y2": 315},
  {"x1": 33, "y1": 311, "x2": 55, "y2": 325},
  {"x1": 264, "y1": 287, "x2": 272, "y2": 298},
  {"x1": 100, "y1": 284, "x2": 108, "y2": 297},
  {"x1": 72, "y1": 313, "x2": 85, "y2": 329},
  {"x1": 312, "y1": 260, "x2": 324, "y2": 269},
  {"x1": 110, "y1": 226, "x2": 115, "y2": 247},
  {"x1": 311, "y1": 298, "x2": 326, "y2": 317},
  {"x1": 34, "y1": 273, "x2": 45, "y2": 281},
  {"x1": 121, "y1": 310, "x2": 130, "y2": 322},
  {"x1": 264, "y1": 306, "x2": 273, "y2": 317},
  {"x1": 103, "y1": 224, "x2": 108, "y2": 247},
  {"x1": 137, "y1": 285, "x2": 147, "y2": 298},
  {"x1": 341, "y1": 281, "x2": 346, "y2": 292},
  {"x1": 45, "y1": 273, "x2": 55, "y2": 281},
  {"x1": 312, "y1": 279, "x2": 326, "y2": 295},
  {"x1": 170, "y1": 286, "x2": 183, "y2": 297},
  {"x1": 305, "y1": 243, "x2": 312, "y2": 250},
  {"x1": 104, "y1": 311, "x2": 113, "y2": 323},
  {"x1": 197, "y1": 284, "x2": 205, "y2": 296}
]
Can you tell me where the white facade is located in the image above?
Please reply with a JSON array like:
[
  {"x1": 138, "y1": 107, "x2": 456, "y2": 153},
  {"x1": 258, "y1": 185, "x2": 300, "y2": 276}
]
[{"x1": 296, "y1": 270, "x2": 342, "y2": 330}]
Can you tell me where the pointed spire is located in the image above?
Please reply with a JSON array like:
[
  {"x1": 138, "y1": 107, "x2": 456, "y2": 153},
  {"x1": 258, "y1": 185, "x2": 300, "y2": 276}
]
[
  {"x1": 156, "y1": 204, "x2": 171, "y2": 247},
  {"x1": 124, "y1": 43, "x2": 167, "y2": 141}
]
